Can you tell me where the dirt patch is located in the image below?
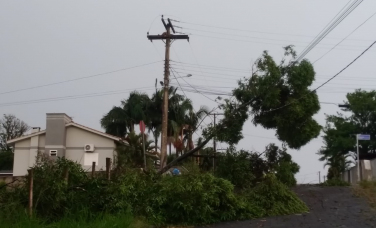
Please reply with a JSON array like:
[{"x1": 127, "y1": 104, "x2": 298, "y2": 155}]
[{"x1": 199, "y1": 185, "x2": 376, "y2": 228}]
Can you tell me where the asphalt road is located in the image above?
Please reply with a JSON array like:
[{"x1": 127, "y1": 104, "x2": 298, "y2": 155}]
[{"x1": 200, "y1": 185, "x2": 376, "y2": 228}]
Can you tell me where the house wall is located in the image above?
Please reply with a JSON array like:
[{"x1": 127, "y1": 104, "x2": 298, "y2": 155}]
[
  {"x1": 342, "y1": 159, "x2": 376, "y2": 184},
  {"x1": 371, "y1": 159, "x2": 376, "y2": 178},
  {"x1": 45, "y1": 113, "x2": 71, "y2": 157},
  {"x1": 12, "y1": 124, "x2": 116, "y2": 176},
  {"x1": 13, "y1": 139, "x2": 31, "y2": 176},
  {"x1": 65, "y1": 126, "x2": 115, "y2": 171}
]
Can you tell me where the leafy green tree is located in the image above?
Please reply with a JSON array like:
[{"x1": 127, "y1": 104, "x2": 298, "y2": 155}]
[
  {"x1": 0, "y1": 114, "x2": 29, "y2": 170},
  {"x1": 101, "y1": 91, "x2": 150, "y2": 137},
  {"x1": 162, "y1": 46, "x2": 321, "y2": 173},
  {"x1": 216, "y1": 144, "x2": 299, "y2": 188},
  {"x1": 230, "y1": 46, "x2": 321, "y2": 149},
  {"x1": 0, "y1": 151, "x2": 13, "y2": 170},
  {"x1": 318, "y1": 90, "x2": 376, "y2": 179},
  {"x1": 115, "y1": 132, "x2": 156, "y2": 169},
  {"x1": 0, "y1": 114, "x2": 29, "y2": 151}
]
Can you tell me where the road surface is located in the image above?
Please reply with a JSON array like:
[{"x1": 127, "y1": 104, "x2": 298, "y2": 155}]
[{"x1": 201, "y1": 185, "x2": 375, "y2": 228}]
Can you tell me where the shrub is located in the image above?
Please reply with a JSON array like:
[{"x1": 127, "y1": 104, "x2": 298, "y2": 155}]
[
  {"x1": 216, "y1": 144, "x2": 299, "y2": 189},
  {"x1": 0, "y1": 156, "x2": 308, "y2": 227},
  {"x1": 321, "y1": 178, "x2": 350, "y2": 187},
  {"x1": 242, "y1": 174, "x2": 308, "y2": 216},
  {"x1": 216, "y1": 149, "x2": 255, "y2": 189}
]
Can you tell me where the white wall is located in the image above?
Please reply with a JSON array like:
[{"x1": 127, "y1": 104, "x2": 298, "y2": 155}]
[
  {"x1": 13, "y1": 139, "x2": 31, "y2": 176},
  {"x1": 65, "y1": 126, "x2": 115, "y2": 171}
]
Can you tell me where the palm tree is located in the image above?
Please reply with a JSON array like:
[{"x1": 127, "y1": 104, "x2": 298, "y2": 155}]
[
  {"x1": 148, "y1": 86, "x2": 190, "y2": 157},
  {"x1": 101, "y1": 91, "x2": 150, "y2": 137},
  {"x1": 183, "y1": 106, "x2": 210, "y2": 151},
  {"x1": 323, "y1": 153, "x2": 352, "y2": 180},
  {"x1": 115, "y1": 131, "x2": 156, "y2": 169}
]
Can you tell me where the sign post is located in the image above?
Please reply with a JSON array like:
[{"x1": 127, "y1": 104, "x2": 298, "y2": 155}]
[
  {"x1": 356, "y1": 134, "x2": 370, "y2": 182},
  {"x1": 139, "y1": 121, "x2": 146, "y2": 170}
]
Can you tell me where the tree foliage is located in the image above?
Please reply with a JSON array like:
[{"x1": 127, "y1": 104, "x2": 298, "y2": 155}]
[
  {"x1": 318, "y1": 90, "x2": 376, "y2": 178},
  {"x1": 0, "y1": 157, "x2": 308, "y2": 226},
  {"x1": 226, "y1": 46, "x2": 321, "y2": 149},
  {"x1": 0, "y1": 114, "x2": 29, "y2": 151},
  {"x1": 216, "y1": 144, "x2": 300, "y2": 188}
]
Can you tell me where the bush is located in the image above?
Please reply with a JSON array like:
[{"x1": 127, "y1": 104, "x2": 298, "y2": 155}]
[
  {"x1": 216, "y1": 149, "x2": 255, "y2": 189},
  {"x1": 216, "y1": 144, "x2": 299, "y2": 189},
  {"x1": 321, "y1": 178, "x2": 350, "y2": 187},
  {"x1": 241, "y1": 174, "x2": 308, "y2": 216},
  {"x1": 0, "y1": 156, "x2": 308, "y2": 227}
]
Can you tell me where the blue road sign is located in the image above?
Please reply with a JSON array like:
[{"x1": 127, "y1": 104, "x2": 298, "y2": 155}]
[{"x1": 358, "y1": 134, "x2": 370, "y2": 140}]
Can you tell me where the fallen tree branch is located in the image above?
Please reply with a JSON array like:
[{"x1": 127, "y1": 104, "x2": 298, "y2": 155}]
[{"x1": 158, "y1": 136, "x2": 213, "y2": 174}]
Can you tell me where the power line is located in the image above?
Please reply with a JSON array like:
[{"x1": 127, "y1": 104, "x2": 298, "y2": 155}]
[
  {"x1": 313, "y1": 10, "x2": 376, "y2": 64},
  {"x1": 262, "y1": 39, "x2": 376, "y2": 113},
  {"x1": 314, "y1": 40, "x2": 376, "y2": 91},
  {"x1": 0, "y1": 86, "x2": 155, "y2": 108},
  {"x1": 176, "y1": 19, "x2": 371, "y2": 41},
  {"x1": 171, "y1": 60, "x2": 251, "y2": 72},
  {"x1": 0, "y1": 61, "x2": 162, "y2": 95},
  {"x1": 295, "y1": 0, "x2": 363, "y2": 62},
  {"x1": 171, "y1": 68, "x2": 225, "y2": 101},
  {"x1": 171, "y1": 63, "x2": 250, "y2": 73},
  {"x1": 184, "y1": 33, "x2": 372, "y2": 52},
  {"x1": 179, "y1": 26, "x2": 372, "y2": 48}
]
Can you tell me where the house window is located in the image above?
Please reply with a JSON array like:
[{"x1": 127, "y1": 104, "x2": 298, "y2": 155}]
[{"x1": 49, "y1": 150, "x2": 57, "y2": 157}]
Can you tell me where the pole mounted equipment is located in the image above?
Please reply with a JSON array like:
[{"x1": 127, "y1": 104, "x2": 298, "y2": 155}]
[{"x1": 147, "y1": 16, "x2": 189, "y2": 169}]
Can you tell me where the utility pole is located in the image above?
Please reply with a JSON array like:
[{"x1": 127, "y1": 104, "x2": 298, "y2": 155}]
[
  {"x1": 147, "y1": 16, "x2": 189, "y2": 169},
  {"x1": 319, "y1": 171, "x2": 321, "y2": 184},
  {"x1": 209, "y1": 113, "x2": 224, "y2": 170}
]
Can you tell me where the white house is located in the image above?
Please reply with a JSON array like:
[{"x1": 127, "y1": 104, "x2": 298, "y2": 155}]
[{"x1": 7, "y1": 113, "x2": 122, "y2": 176}]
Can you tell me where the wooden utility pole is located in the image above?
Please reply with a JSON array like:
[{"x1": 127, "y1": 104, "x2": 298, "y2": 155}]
[
  {"x1": 209, "y1": 113, "x2": 224, "y2": 170},
  {"x1": 28, "y1": 168, "x2": 33, "y2": 218},
  {"x1": 106, "y1": 158, "x2": 111, "y2": 180},
  {"x1": 147, "y1": 16, "x2": 189, "y2": 169},
  {"x1": 319, "y1": 171, "x2": 321, "y2": 184},
  {"x1": 91, "y1": 162, "x2": 96, "y2": 178}
]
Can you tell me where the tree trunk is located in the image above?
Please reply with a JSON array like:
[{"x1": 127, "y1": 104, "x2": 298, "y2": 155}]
[
  {"x1": 169, "y1": 143, "x2": 171, "y2": 156},
  {"x1": 154, "y1": 134, "x2": 158, "y2": 154},
  {"x1": 158, "y1": 136, "x2": 212, "y2": 174}
]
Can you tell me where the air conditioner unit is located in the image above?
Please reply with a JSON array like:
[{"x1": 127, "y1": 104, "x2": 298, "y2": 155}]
[{"x1": 84, "y1": 144, "x2": 95, "y2": 152}]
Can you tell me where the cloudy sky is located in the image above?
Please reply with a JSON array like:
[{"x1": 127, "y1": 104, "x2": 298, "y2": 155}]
[{"x1": 1, "y1": 0, "x2": 376, "y2": 183}]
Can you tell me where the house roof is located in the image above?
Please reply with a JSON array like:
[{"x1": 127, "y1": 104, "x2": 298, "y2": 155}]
[
  {"x1": 7, "y1": 131, "x2": 46, "y2": 144},
  {"x1": 7, "y1": 122, "x2": 122, "y2": 144},
  {"x1": 66, "y1": 122, "x2": 121, "y2": 141}
]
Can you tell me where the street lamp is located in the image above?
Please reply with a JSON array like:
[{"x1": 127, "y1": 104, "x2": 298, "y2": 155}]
[
  {"x1": 171, "y1": 74, "x2": 192, "y2": 80},
  {"x1": 338, "y1": 104, "x2": 350, "y2": 109}
]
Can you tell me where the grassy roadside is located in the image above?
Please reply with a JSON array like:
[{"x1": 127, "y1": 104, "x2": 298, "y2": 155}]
[
  {"x1": 2, "y1": 213, "x2": 149, "y2": 228},
  {"x1": 353, "y1": 180, "x2": 376, "y2": 208}
]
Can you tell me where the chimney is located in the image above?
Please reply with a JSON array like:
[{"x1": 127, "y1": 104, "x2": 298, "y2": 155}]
[
  {"x1": 31, "y1": 127, "x2": 41, "y2": 133},
  {"x1": 45, "y1": 113, "x2": 72, "y2": 158}
]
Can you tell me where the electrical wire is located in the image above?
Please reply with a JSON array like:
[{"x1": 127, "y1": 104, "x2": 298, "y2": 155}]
[
  {"x1": 295, "y1": 0, "x2": 363, "y2": 62},
  {"x1": 262, "y1": 39, "x2": 376, "y2": 113},
  {"x1": 0, "y1": 86, "x2": 155, "y2": 108},
  {"x1": 170, "y1": 64, "x2": 250, "y2": 73},
  {"x1": 184, "y1": 33, "x2": 371, "y2": 52},
  {"x1": 1, "y1": 61, "x2": 162, "y2": 95},
  {"x1": 313, "y1": 10, "x2": 376, "y2": 64},
  {"x1": 187, "y1": 42, "x2": 210, "y2": 86},
  {"x1": 179, "y1": 26, "x2": 372, "y2": 48},
  {"x1": 171, "y1": 60, "x2": 251, "y2": 72}
]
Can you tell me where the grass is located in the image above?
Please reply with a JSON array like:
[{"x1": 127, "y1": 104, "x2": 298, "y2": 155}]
[
  {"x1": 1, "y1": 212, "x2": 149, "y2": 228},
  {"x1": 353, "y1": 180, "x2": 376, "y2": 208}
]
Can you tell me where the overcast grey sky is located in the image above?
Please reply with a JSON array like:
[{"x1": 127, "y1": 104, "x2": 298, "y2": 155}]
[{"x1": 1, "y1": 0, "x2": 376, "y2": 183}]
